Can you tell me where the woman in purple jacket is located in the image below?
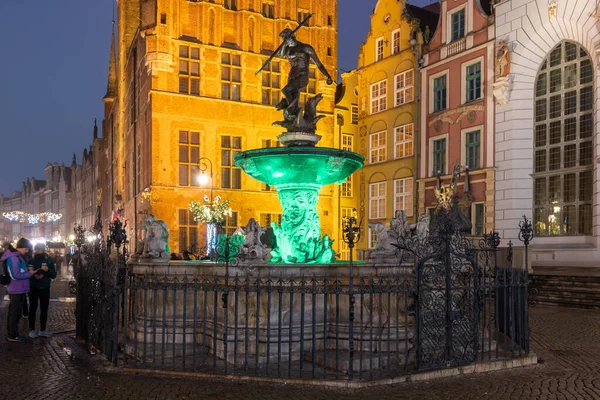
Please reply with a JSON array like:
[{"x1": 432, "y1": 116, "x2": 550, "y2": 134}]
[{"x1": 2, "y1": 238, "x2": 43, "y2": 342}]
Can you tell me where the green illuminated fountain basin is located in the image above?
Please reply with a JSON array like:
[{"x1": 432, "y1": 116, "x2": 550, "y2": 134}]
[{"x1": 234, "y1": 147, "x2": 364, "y2": 264}]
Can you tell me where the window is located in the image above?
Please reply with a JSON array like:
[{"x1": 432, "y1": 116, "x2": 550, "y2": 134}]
[
  {"x1": 433, "y1": 75, "x2": 447, "y2": 112},
  {"x1": 465, "y1": 62, "x2": 481, "y2": 102},
  {"x1": 394, "y1": 177, "x2": 413, "y2": 217},
  {"x1": 351, "y1": 105, "x2": 358, "y2": 124},
  {"x1": 262, "y1": 2, "x2": 274, "y2": 18},
  {"x1": 260, "y1": 213, "x2": 282, "y2": 227},
  {"x1": 221, "y1": 53, "x2": 241, "y2": 101},
  {"x1": 369, "y1": 182, "x2": 386, "y2": 219},
  {"x1": 160, "y1": 13, "x2": 167, "y2": 24},
  {"x1": 178, "y1": 131, "x2": 201, "y2": 186},
  {"x1": 178, "y1": 209, "x2": 199, "y2": 252},
  {"x1": 473, "y1": 203, "x2": 484, "y2": 235},
  {"x1": 465, "y1": 130, "x2": 480, "y2": 170},
  {"x1": 376, "y1": 38, "x2": 384, "y2": 61},
  {"x1": 300, "y1": 66, "x2": 317, "y2": 104},
  {"x1": 262, "y1": 60, "x2": 281, "y2": 106},
  {"x1": 224, "y1": 211, "x2": 239, "y2": 236},
  {"x1": 179, "y1": 45, "x2": 200, "y2": 95},
  {"x1": 327, "y1": 15, "x2": 333, "y2": 26},
  {"x1": 392, "y1": 29, "x2": 401, "y2": 54},
  {"x1": 433, "y1": 138, "x2": 446, "y2": 175},
  {"x1": 261, "y1": 139, "x2": 279, "y2": 191},
  {"x1": 369, "y1": 131, "x2": 387, "y2": 164},
  {"x1": 451, "y1": 9, "x2": 465, "y2": 42},
  {"x1": 394, "y1": 70, "x2": 414, "y2": 106},
  {"x1": 221, "y1": 135, "x2": 242, "y2": 189},
  {"x1": 224, "y1": 0, "x2": 237, "y2": 10},
  {"x1": 394, "y1": 124, "x2": 414, "y2": 159},
  {"x1": 341, "y1": 134, "x2": 353, "y2": 197},
  {"x1": 297, "y1": 10, "x2": 311, "y2": 25},
  {"x1": 339, "y1": 207, "x2": 353, "y2": 260},
  {"x1": 370, "y1": 80, "x2": 387, "y2": 114},
  {"x1": 533, "y1": 41, "x2": 593, "y2": 236}
]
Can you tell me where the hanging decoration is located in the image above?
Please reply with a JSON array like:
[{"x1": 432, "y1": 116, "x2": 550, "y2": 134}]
[
  {"x1": 189, "y1": 195, "x2": 233, "y2": 227},
  {"x1": 2, "y1": 211, "x2": 62, "y2": 224}
]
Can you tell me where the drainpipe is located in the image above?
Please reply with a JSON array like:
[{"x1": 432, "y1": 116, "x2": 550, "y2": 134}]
[{"x1": 410, "y1": 37, "x2": 422, "y2": 219}]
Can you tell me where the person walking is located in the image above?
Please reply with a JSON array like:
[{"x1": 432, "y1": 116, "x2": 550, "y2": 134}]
[
  {"x1": 27, "y1": 243, "x2": 56, "y2": 338},
  {"x1": 2, "y1": 238, "x2": 40, "y2": 342}
]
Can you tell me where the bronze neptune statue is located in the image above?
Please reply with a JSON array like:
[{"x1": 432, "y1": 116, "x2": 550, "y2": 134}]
[{"x1": 256, "y1": 14, "x2": 334, "y2": 136}]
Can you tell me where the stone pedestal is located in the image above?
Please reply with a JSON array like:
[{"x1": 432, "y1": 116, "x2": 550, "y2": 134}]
[{"x1": 125, "y1": 261, "x2": 414, "y2": 368}]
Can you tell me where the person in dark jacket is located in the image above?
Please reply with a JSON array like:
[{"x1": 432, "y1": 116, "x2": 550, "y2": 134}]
[
  {"x1": 27, "y1": 243, "x2": 57, "y2": 338},
  {"x1": 2, "y1": 238, "x2": 40, "y2": 342}
]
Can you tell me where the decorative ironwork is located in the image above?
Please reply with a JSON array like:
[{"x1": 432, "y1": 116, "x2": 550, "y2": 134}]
[{"x1": 518, "y1": 215, "x2": 533, "y2": 246}]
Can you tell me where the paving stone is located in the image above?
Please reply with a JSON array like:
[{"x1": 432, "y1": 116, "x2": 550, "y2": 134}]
[{"x1": 2, "y1": 301, "x2": 600, "y2": 399}]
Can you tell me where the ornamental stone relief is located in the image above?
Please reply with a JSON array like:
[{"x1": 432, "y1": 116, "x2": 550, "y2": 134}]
[{"x1": 427, "y1": 104, "x2": 484, "y2": 127}]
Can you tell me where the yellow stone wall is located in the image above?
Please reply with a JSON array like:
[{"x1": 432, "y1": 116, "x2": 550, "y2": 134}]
[
  {"x1": 115, "y1": 0, "x2": 339, "y2": 253},
  {"x1": 334, "y1": 70, "x2": 360, "y2": 260},
  {"x1": 355, "y1": 0, "x2": 420, "y2": 252}
]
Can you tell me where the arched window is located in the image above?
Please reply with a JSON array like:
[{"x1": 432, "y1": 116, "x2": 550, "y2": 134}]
[{"x1": 533, "y1": 41, "x2": 594, "y2": 236}]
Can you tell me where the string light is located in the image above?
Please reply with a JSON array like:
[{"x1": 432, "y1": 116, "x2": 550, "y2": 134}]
[{"x1": 2, "y1": 211, "x2": 62, "y2": 224}]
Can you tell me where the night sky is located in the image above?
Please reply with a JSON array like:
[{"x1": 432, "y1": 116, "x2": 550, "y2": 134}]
[{"x1": 0, "y1": 0, "x2": 430, "y2": 196}]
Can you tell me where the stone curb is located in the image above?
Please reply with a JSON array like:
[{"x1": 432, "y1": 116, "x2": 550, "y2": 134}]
[{"x1": 117, "y1": 353, "x2": 538, "y2": 389}]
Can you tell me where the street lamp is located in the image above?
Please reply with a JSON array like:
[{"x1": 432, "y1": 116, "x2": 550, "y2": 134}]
[
  {"x1": 197, "y1": 157, "x2": 216, "y2": 253},
  {"x1": 197, "y1": 157, "x2": 213, "y2": 202},
  {"x1": 341, "y1": 207, "x2": 362, "y2": 380}
]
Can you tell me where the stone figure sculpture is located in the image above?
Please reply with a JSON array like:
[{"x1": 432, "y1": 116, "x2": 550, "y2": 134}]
[
  {"x1": 256, "y1": 14, "x2": 334, "y2": 134},
  {"x1": 141, "y1": 215, "x2": 170, "y2": 260},
  {"x1": 496, "y1": 39, "x2": 510, "y2": 78},
  {"x1": 366, "y1": 222, "x2": 398, "y2": 265},
  {"x1": 240, "y1": 218, "x2": 268, "y2": 263}
]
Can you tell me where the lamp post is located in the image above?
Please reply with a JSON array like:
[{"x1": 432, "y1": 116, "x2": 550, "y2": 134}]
[
  {"x1": 342, "y1": 208, "x2": 361, "y2": 380},
  {"x1": 197, "y1": 157, "x2": 216, "y2": 253}
]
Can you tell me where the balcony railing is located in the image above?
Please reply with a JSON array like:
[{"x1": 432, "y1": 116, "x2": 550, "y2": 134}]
[{"x1": 447, "y1": 37, "x2": 466, "y2": 57}]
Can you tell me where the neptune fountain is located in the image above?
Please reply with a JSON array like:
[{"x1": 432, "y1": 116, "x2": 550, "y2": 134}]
[{"x1": 234, "y1": 20, "x2": 364, "y2": 264}]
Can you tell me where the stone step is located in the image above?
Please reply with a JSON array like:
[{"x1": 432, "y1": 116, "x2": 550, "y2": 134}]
[{"x1": 529, "y1": 274, "x2": 600, "y2": 309}]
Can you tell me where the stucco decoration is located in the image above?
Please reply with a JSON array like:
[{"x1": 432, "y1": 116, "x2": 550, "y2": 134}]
[
  {"x1": 141, "y1": 215, "x2": 171, "y2": 260},
  {"x1": 493, "y1": 77, "x2": 511, "y2": 105},
  {"x1": 548, "y1": 1, "x2": 558, "y2": 19},
  {"x1": 428, "y1": 104, "x2": 484, "y2": 127}
]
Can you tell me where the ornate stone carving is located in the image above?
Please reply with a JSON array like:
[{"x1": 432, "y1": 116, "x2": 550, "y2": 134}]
[
  {"x1": 492, "y1": 77, "x2": 511, "y2": 105},
  {"x1": 496, "y1": 39, "x2": 511, "y2": 79},
  {"x1": 141, "y1": 215, "x2": 171, "y2": 260},
  {"x1": 270, "y1": 189, "x2": 334, "y2": 264},
  {"x1": 428, "y1": 104, "x2": 484, "y2": 127},
  {"x1": 239, "y1": 218, "x2": 268, "y2": 264},
  {"x1": 467, "y1": 110, "x2": 477, "y2": 123},
  {"x1": 434, "y1": 120, "x2": 443, "y2": 132}
]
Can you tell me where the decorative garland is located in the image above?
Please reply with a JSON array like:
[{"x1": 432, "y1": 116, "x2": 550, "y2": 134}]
[
  {"x1": 189, "y1": 195, "x2": 232, "y2": 226},
  {"x1": 2, "y1": 211, "x2": 63, "y2": 224}
]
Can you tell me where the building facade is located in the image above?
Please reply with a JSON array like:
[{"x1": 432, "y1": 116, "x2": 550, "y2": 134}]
[
  {"x1": 493, "y1": 0, "x2": 600, "y2": 267},
  {"x1": 356, "y1": 0, "x2": 438, "y2": 253},
  {"x1": 99, "y1": 0, "x2": 339, "y2": 254},
  {"x1": 334, "y1": 70, "x2": 360, "y2": 260},
  {"x1": 419, "y1": 0, "x2": 495, "y2": 236}
]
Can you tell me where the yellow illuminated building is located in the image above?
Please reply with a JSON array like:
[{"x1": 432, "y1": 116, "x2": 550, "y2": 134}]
[
  {"x1": 354, "y1": 0, "x2": 438, "y2": 253},
  {"x1": 334, "y1": 70, "x2": 360, "y2": 260},
  {"x1": 100, "y1": 0, "x2": 339, "y2": 254}
]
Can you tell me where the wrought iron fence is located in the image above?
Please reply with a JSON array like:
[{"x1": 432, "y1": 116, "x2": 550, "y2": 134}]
[{"x1": 74, "y1": 211, "x2": 533, "y2": 381}]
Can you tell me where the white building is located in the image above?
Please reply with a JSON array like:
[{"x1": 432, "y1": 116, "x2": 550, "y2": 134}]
[{"x1": 494, "y1": 0, "x2": 600, "y2": 268}]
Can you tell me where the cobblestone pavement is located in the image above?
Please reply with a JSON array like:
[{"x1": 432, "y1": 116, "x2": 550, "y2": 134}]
[{"x1": 1, "y1": 299, "x2": 600, "y2": 399}]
